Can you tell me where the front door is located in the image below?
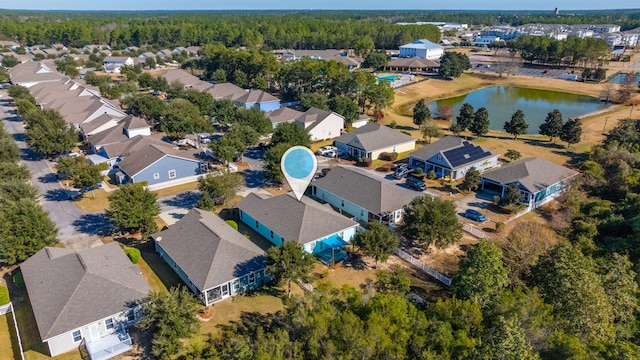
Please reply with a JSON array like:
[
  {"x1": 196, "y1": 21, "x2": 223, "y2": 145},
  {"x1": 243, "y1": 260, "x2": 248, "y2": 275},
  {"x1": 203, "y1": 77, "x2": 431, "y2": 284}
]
[
  {"x1": 89, "y1": 324, "x2": 99, "y2": 340},
  {"x1": 221, "y1": 283, "x2": 229, "y2": 297}
]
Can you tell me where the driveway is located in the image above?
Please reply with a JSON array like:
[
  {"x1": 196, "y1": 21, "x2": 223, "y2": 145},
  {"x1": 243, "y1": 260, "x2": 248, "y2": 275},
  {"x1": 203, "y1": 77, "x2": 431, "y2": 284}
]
[{"x1": 0, "y1": 93, "x2": 104, "y2": 249}]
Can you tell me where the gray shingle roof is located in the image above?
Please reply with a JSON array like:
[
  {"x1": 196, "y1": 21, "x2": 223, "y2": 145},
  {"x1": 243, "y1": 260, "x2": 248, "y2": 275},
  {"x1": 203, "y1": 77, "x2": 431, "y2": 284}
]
[
  {"x1": 237, "y1": 192, "x2": 358, "y2": 245},
  {"x1": 296, "y1": 107, "x2": 334, "y2": 124},
  {"x1": 481, "y1": 157, "x2": 578, "y2": 193},
  {"x1": 234, "y1": 89, "x2": 279, "y2": 104},
  {"x1": 266, "y1": 107, "x2": 304, "y2": 125},
  {"x1": 333, "y1": 123, "x2": 415, "y2": 152},
  {"x1": 161, "y1": 69, "x2": 201, "y2": 87},
  {"x1": 114, "y1": 135, "x2": 201, "y2": 177},
  {"x1": 152, "y1": 209, "x2": 265, "y2": 291},
  {"x1": 312, "y1": 166, "x2": 421, "y2": 214},
  {"x1": 20, "y1": 242, "x2": 150, "y2": 341},
  {"x1": 8, "y1": 61, "x2": 67, "y2": 84}
]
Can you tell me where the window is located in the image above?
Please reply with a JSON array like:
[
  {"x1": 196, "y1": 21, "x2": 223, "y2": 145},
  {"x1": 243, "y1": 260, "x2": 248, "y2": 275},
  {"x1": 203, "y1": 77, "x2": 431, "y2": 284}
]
[
  {"x1": 233, "y1": 280, "x2": 239, "y2": 291},
  {"x1": 249, "y1": 272, "x2": 255, "y2": 284},
  {"x1": 341, "y1": 200, "x2": 344, "y2": 207},
  {"x1": 105, "y1": 318, "x2": 114, "y2": 330},
  {"x1": 127, "y1": 309, "x2": 135, "y2": 322},
  {"x1": 255, "y1": 220, "x2": 259, "y2": 228},
  {"x1": 437, "y1": 155, "x2": 442, "y2": 161},
  {"x1": 270, "y1": 230, "x2": 273, "y2": 238},
  {"x1": 72, "y1": 330, "x2": 82, "y2": 343},
  {"x1": 168, "y1": 169, "x2": 176, "y2": 179},
  {"x1": 153, "y1": 173, "x2": 160, "y2": 180}
]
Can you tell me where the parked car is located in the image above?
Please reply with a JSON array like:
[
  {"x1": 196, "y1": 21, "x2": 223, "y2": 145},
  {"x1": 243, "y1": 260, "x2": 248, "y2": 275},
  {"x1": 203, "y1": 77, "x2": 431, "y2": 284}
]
[
  {"x1": 405, "y1": 177, "x2": 427, "y2": 191},
  {"x1": 316, "y1": 146, "x2": 339, "y2": 156},
  {"x1": 392, "y1": 164, "x2": 412, "y2": 179},
  {"x1": 465, "y1": 209, "x2": 487, "y2": 222}
]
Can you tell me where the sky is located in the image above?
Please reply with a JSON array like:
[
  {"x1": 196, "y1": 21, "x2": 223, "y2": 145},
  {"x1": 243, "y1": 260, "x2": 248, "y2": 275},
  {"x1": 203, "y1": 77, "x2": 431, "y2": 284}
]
[{"x1": 2, "y1": 0, "x2": 638, "y2": 11}]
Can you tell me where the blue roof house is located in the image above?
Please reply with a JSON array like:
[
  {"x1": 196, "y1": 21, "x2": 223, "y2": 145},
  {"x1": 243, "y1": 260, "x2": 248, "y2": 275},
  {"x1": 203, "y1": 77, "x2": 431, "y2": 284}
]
[
  {"x1": 234, "y1": 90, "x2": 281, "y2": 112},
  {"x1": 237, "y1": 193, "x2": 359, "y2": 262}
]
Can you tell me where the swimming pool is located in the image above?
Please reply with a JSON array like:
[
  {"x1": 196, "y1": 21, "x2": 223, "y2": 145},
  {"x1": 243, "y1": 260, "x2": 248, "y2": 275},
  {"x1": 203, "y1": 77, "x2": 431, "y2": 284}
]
[{"x1": 376, "y1": 75, "x2": 400, "y2": 83}]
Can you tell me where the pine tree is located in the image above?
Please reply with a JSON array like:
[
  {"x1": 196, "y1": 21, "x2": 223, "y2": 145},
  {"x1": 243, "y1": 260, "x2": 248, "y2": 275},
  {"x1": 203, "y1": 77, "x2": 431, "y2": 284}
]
[
  {"x1": 539, "y1": 109, "x2": 563, "y2": 142},
  {"x1": 455, "y1": 103, "x2": 475, "y2": 132},
  {"x1": 469, "y1": 107, "x2": 489, "y2": 137},
  {"x1": 560, "y1": 118, "x2": 582, "y2": 148},
  {"x1": 412, "y1": 99, "x2": 431, "y2": 126},
  {"x1": 504, "y1": 110, "x2": 528, "y2": 140}
]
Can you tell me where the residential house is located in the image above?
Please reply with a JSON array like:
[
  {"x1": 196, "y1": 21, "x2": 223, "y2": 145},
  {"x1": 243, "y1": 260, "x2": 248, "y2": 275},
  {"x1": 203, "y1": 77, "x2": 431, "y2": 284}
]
[
  {"x1": 399, "y1": 39, "x2": 444, "y2": 60},
  {"x1": 87, "y1": 115, "x2": 150, "y2": 153},
  {"x1": 234, "y1": 89, "x2": 280, "y2": 112},
  {"x1": 104, "y1": 135, "x2": 205, "y2": 189},
  {"x1": 311, "y1": 166, "x2": 421, "y2": 224},
  {"x1": 161, "y1": 69, "x2": 201, "y2": 87},
  {"x1": 480, "y1": 157, "x2": 579, "y2": 210},
  {"x1": 204, "y1": 82, "x2": 246, "y2": 100},
  {"x1": 408, "y1": 136, "x2": 498, "y2": 180},
  {"x1": 185, "y1": 46, "x2": 201, "y2": 56},
  {"x1": 333, "y1": 122, "x2": 416, "y2": 160},
  {"x1": 103, "y1": 56, "x2": 134, "y2": 73},
  {"x1": 0, "y1": 40, "x2": 20, "y2": 50},
  {"x1": 265, "y1": 107, "x2": 304, "y2": 128},
  {"x1": 384, "y1": 57, "x2": 440, "y2": 73},
  {"x1": 20, "y1": 242, "x2": 150, "y2": 358},
  {"x1": 157, "y1": 49, "x2": 173, "y2": 58},
  {"x1": 295, "y1": 107, "x2": 345, "y2": 141},
  {"x1": 138, "y1": 52, "x2": 156, "y2": 59},
  {"x1": 351, "y1": 114, "x2": 371, "y2": 129},
  {"x1": 152, "y1": 208, "x2": 266, "y2": 305},
  {"x1": 237, "y1": 192, "x2": 359, "y2": 256},
  {"x1": 8, "y1": 61, "x2": 67, "y2": 87},
  {"x1": 48, "y1": 95, "x2": 126, "y2": 126},
  {"x1": 80, "y1": 113, "x2": 123, "y2": 138}
]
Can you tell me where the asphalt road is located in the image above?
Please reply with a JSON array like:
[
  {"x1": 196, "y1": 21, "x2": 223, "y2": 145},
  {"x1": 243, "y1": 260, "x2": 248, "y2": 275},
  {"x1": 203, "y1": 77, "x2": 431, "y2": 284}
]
[{"x1": 0, "y1": 91, "x2": 108, "y2": 245}]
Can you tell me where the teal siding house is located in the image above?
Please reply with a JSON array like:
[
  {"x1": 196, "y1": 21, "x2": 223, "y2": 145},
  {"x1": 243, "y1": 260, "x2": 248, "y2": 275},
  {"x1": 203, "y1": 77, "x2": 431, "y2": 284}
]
[
  {"x1": 480, "y1": 157, "x2": 579, "y2": 210},
  {"x1": 237, "y1": 193, "x2": 358, "y2": 259}
]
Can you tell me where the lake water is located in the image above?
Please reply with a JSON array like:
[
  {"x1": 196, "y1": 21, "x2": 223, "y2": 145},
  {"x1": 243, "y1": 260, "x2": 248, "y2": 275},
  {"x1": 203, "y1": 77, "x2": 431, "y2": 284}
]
[{"x1": 432, "y1": 86, "x2": 607, "y2": 134}]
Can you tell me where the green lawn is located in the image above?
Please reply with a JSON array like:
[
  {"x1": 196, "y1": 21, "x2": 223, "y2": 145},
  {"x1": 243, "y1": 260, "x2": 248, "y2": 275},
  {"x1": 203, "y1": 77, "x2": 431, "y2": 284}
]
[
  {"x1": 139, "y1": 242, "x2": 183, "y2": 292},
  {"x1": 1, "y1": 313, "x2": 21, "y2": 360},
  {"x1": 10, "y1": 288, "x2": 82, "y2": 360}
]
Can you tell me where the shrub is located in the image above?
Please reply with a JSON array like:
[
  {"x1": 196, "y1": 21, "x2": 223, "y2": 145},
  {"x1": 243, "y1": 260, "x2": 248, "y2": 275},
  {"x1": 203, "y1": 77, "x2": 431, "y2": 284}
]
[
  {"x1": 493, "y1": 195, "x2": 501, "y2": 205},
  {"x1": 400, "y1": 130, "x2": 412, "y2": 136},
  {"x1": 12, "y1": 271, "x2": 24, "y2": 286},
  {"x1": 225, "y1": 220, "x2": 239, "y2": 230},
  {"x1": 0, "y1": 286, "x2": 9, "y2": 305},
  {"x1": 124, "y1": 248, "x2": 141, "y2": 264},
  {"x1": 96, "y1": 163, "x2": 109, "y2": 171},
  {"x1": 428, "y1": 170, "x2": 437, "y2": 180},
  {"x1": 379, "y1": 152, "x2": 398, "y2": 161},
  {"x1": 363, "y1": 158, "x2": 372, "y2": 167},
  {"x1": 389, "y1": 120, "x2": 397, "y2": 129},
  {"x1": 495, "y1": 222, "x2": 505, "y2": 234},
  {"x1": 414, "y1": 167, "x2": 423, "y2": 175}
]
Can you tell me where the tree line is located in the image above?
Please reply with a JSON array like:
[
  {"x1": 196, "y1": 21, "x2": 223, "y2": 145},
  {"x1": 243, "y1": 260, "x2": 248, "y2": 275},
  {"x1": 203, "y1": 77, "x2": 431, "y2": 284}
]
[
  {"x1": 0, "y1": 11, "x2": 440, "y2": 50},
  {"x1": 507, "y1": 35, "x2": 611, "y2": 68}
]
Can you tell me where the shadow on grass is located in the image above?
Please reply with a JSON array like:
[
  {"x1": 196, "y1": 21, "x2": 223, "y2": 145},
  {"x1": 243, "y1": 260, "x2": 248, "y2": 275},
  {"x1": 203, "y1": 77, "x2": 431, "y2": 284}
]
[
  {"x1": 217, "y1": 310, "x2": 279, "y2": 336},
  {"x1": 138, "y1": 241, "x2": 183, "y2": 291},
  {"x1": 2, "y1": 270, "x2": 50, "y2": 358}
]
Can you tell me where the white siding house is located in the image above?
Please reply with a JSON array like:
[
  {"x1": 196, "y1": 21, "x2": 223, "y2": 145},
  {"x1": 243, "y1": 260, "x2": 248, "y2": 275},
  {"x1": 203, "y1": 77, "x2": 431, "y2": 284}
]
[{"x1": 296, "y1": 107, "x2": 345, "y2": 141}]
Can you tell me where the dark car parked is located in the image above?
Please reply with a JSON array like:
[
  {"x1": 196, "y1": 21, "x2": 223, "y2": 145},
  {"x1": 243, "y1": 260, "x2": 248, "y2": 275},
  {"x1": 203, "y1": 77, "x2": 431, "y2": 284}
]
[
  {"x1": 465, "y1": 209, "x2": 487, "y2": 222},
  {"x1": 406, "y1": 177, "x2": 427, "y2": 191}
]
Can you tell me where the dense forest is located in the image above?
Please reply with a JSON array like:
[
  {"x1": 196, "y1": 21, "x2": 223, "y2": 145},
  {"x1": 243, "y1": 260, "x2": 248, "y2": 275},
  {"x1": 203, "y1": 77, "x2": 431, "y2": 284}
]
[{"x1": 0, "y1": 9, "x2": 639, "y2": 50}]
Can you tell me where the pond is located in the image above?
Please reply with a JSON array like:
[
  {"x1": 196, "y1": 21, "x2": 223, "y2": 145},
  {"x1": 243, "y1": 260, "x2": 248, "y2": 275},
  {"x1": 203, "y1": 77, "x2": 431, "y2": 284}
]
[{"x1": 432, "y1": 86, "x2": 607, "y2": 134}]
